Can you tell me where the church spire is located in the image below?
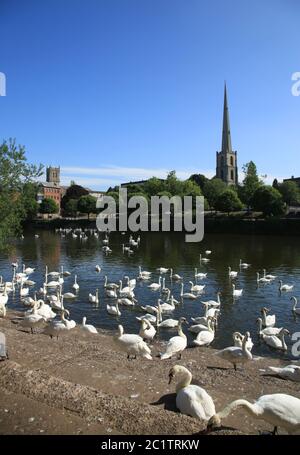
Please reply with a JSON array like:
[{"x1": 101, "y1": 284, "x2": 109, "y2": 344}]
[{"x1": 221, "y1": 83, "x2": 232, "y2": 154}]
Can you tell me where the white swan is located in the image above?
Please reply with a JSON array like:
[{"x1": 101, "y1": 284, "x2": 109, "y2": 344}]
[
  {"x1": 158, "y1": 297, "x2": 175, "y2": 313},
  {"x1": 107, "y1": 300, "x2": 121, "y2": 316},
  {"x1": 124, "y1": 276, "x2": 136, "y2": 289},
  {"x1": 118, "y1": 297, "x2": 136, "y2": 307},
  {"x1": 233, "y1": 331, "x2": 254, "y2": 351},
  {"x1": 215, "y1": 332, "x2": 253, "y2": 370},
  {"x1": 201, "y1": 292, "x2": 221, "y2": 308},
  {"x1": 170, "y1": 269, "x2": 183, "y2": 281},
  {"x1": 157, "y1": 267, "x2": 169, "y2": 274},
  {"x1": 0, "y1": 285, "x2": 8, "y2": 305},
  {"x1": 148, "y1": 276, "x2": 162, "y2": 291},
  {"x1": 161, "y1": 277, "x2": 170, "y2": 295},
  {"x1": 114, "y1": 325, "x2": 152, "y2": 360},
  {"x1": 194, "y1": 268, "x2": 207, "y2": 279},
  {"x1": 105, "y1": 288, "x2": 117, "y2": 298},
  {"x1": 207, "y1": 393, "x2": 300, "y2": 434},
  {"x1": 20, "y1": 282, "x2": 29, "y2": 297},
  {"x1": 291, "y1": 296, "x2": 300, "y2": 315},
  {"x1": 232, "y1": 284, "x2": 243, "y2": 297},
  {"x1": 72, "y1": 274, "x2": 79, "y2": 291},
  {"x1": 180, "y1": 283, "x2": 198, "y2": 300},
  {"x1": 189, "y1": 281, "x2": 205, "y2": 292},
  {"x1": 268, "y1": 365, "x2": 300, "y2": 382},
  {"x1": 228, "y1": 267, "x2": 238, "y2": 279},
  {"x1": 89, "y1": 289, "x2": 99, "y2": 304},
  {"x1": 35, "y1": 299, "x2": 56, "y2": 320},
  {"x1": 0, "y1": 302, "x2": 6, "y2": 317},
  {"x1": 43, "y1": 310, "x2": 69, "y2": 339},
  {"x1": 103, "y1": 276, "x2": 119, "y2": 290},
  {"x1": 119, "y1": 280, "x2": 135, "y2": 298},
  {"x1": 193, "y1": 318, "x2": 216, "y2": 347},
  {"x1": 256, "y1": 318, "x2": 282, "y2": 336},
  {"x1": 82, "y1": 316, "x2": 98, "y2": 334},
  {"x1": 239, "y1": 259, "x2": 250, "y2": 269},
  {"x1": 138, "y1": 266, "x2": 151, "y2": 279},
  {"x1": 256, "y1": 272, "x2": 271, "y2": 284},
  {"x1": 261, "y1": 328, "x2": 289, "y2": 351},
  {"x1": 19, "y1": 305, "x2": 46, "y2": 333},
  {"x1": 63, "y1": 291, "x2": 76, "y2": 299},
  {"x1": 139, "y1": 319, "x2": 156, "y2": 341},
  {"x1": 95, "y1": 265, "x2": 101, "y2": 272},
  {"x1": 200, "y1": 254, "x2": 210, "y2": 263},
  {"x1": 263, "y1": 269, "x2": 277, "y2": 280},
  {"x1": 168, "y1": 365, "x2": 215, "y2": 421},
  {"x1": 261, "y1": 307, "x2": 276, "y2": 327},
  {"x1": 279, "y1": 280, "x2": 294, "y2": 292},
  {"x1": 160, "y1": 317, "x2": 188, "y2": 360}
]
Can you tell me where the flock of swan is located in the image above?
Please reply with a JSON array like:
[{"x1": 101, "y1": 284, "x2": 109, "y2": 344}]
[{"x1": 0, "y1": 228, "x2": 300, "y2": 434}]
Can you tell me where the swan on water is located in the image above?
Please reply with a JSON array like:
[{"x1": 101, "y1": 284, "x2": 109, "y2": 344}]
[
  {"x1": 261, "y1": 307, "x2": 276, "y2": 328},
  {"x1": 278, "y1": 280, "x2": 294, "y2": 292},
  {"x1": 89, "y1": 289, "x2": 99, "y2": 304},
  {"x1": 228, "y1": 267, "x2": 238, "y2": 279},
  {"x1": 291, "y1": 296, "x2": 300, "y2": 315},
  {"x1": 261, "y1": 328, "x2": 290, "y2": 351}
]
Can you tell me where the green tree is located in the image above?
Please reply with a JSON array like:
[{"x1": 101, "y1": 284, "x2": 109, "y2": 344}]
[
  {"x1": 64, "y1": 199, "x2": 78, "y2": 217},
  {"x1": 272, "y1": 178, "x2": 279, "y2": 190},
  {"x1": 203, "y1": 178, "x2": 227, "y2": 209},
  {"x1": 143, "y1": 177, "x2": 165, "y2": 196},
  {"x1": 21, "y1": 182, "x2": 39, "y2": 220},
  {"x1": 78, "y1": 195, "x2": 97, "y2": 219},
  {"x1": 61, "y1": 184, "x2": 89, "y2": 210},
  {"x1": 252, "y1": 186, "x2": 285, "y2": 217},
  {"x1": 39, "y1": 198, "x2": 59, "y2": 217},
  {"x1": 0, "y1": 139, "x2": 43, "y2": 250},
  {"x1": 239, "y1": 161, "x2": 262, "y2": 210},
  {"x1": 189, "y1": 174, "x2": 208, "y2": 191},
  {"x1": 278, "y1": 181, "x2": 300, "y2": 206},
  {"x1": 215, "y1": 189, "x2": 243, "y2": 215}
]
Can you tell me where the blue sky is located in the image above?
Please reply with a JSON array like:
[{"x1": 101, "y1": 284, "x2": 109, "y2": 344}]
[{"x1": 0, "y1": 0, "x2": 299, "y2": 189}]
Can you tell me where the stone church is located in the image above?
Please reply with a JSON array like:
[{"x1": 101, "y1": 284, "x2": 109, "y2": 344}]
[{"x1": 216, "y1": 84, "x2": 238, "y2": 185}]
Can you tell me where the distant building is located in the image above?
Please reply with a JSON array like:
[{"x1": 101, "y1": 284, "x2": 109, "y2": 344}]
[
  {"x1": 283, "y1": 176, "x2": 300, "y2": 188},
  {"x1": 216, "y1": 84, "x2": 238, "y2": 185},
  {"x1": 37, "y1": 166, "x2": 62, "y2": 213}
]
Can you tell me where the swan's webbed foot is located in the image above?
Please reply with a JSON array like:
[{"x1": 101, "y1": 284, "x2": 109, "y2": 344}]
[
  {"x1": 272, "y1": 426, "x2": 278, "y2": 435},
  {"x1": 234, "y1": 364, "x2": 237, "y2": 371}
]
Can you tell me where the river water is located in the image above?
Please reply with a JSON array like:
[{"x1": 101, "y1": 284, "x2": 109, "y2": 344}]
[{"x1": 1, "y1": 228, "x2": 300, "y2": 360}]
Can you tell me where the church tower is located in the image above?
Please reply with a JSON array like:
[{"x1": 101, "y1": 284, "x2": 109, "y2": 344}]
[
  {"x1": 46, "y1": 166, "x2": 60, "y2": 185},
  {"x1": 216, "y1": 84, "x2": 238, "y2": 185}
]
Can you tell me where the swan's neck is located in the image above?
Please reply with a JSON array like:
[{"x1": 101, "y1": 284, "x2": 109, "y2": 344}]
[
  {"x1": 257, "y1": 319, "x2": 262, "y2": 334},
  {"x1": 217, "y1": 399, "x2": 261, "y2": 420},
  {"x1": 176, "y1": 371, "x2": 192, "y2": 392},
  {"x1": 178, "y1": 322, "x2": 186, "y2": 338},
  {"x1": 292, "y1": 298, "x2": 298, "y2": 311}
]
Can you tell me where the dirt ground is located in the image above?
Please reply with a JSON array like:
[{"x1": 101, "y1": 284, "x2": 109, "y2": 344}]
[{"x1": 0, "y1": 311, "x2": 299, "y2": 435}]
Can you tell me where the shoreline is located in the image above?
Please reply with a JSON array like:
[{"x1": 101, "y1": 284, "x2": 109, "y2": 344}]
[
  {"x1": 0, "y1": 310, "x2": 300, "y2": 435},
  {"x1": 24, "y1": 216, "x2": 300, "y2": 237}
]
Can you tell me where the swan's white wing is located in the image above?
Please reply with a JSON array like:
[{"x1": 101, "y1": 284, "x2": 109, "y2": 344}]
[{"x1": 176, "y1": 386, "x2": 215, "y2": 420}]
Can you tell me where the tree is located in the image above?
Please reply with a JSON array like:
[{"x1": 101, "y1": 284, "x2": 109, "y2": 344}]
[
  {"x1": 272, "y1": 178, "x2": 279, "y2": 190},
  {"x1": 0, "y1": 139, "x2": 43, "y2": 250},
  {"x1": 21, "y1": 182, "x2": 39, "y2": 220},
  {"x1": 215, "y1": 189, "x2": 243, "y2": 215},
  {"x1": 64, "y1": 199, "x2": 78, "y2": 217},
  {"x1": 39, "y1": 198, "x2": 59, "y2": 217},
  {"x1": 239, "y1": 161, "x2": 262, "y2": 210},
  {"x1": 278, "y1": 181, "x2": 300, "y2": 206},
  {"x1": 78, "y1": 195, "x2": 97, "y2": 218},
  {"x1": 143, "y1": 177, "x2": 165, "y2": 196},
  {"x1": 189, "y1": 174, "x2": 208, "y2": 191},
  {"x1": 203, "y1": 178, "x2": 227, "y2": 209},
  {"x1": 61, "y1": 184, "x2": 88, "y2": 209},
  {"x1": 252, "y1": 186, "x2": 285, "y2": 217}
]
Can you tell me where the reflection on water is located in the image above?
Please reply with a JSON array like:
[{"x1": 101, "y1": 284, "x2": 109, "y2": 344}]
[{"x1": 2, "y1": 228, "x2": 300, "y2": 360}]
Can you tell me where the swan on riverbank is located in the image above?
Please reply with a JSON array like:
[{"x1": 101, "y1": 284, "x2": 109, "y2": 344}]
[
  {"x1": 114, "y1": 325, "x2": 152, "y2": 360},
  {"x1": 168, "y1": 365, "x2": 215, "y2": 421},
  {"x1": 215, "y1": 332, "x2": 252, "y2": 370},
  {"x1": 160, "y1": 317, "x2": 188, "y2": 360},
  {"x1": 207, "y1": 393, "x2": 300, "y2": 434}
]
